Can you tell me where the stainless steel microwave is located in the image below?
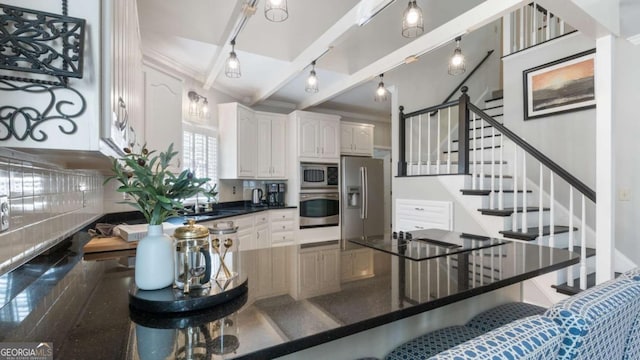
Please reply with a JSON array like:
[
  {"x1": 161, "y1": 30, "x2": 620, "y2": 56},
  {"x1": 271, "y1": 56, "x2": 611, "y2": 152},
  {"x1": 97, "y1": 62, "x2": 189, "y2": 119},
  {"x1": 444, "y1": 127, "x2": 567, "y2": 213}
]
[{"x1": 300, "y1": 163, "x2": 339, "y2": 188}]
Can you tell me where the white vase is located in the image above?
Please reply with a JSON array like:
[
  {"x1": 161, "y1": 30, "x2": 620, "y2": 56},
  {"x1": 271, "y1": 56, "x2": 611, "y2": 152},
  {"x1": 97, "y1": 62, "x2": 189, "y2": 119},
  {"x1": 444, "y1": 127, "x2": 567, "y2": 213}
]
[{"x1": 135, "y1": 224, "x2": 174, "y2": 290}]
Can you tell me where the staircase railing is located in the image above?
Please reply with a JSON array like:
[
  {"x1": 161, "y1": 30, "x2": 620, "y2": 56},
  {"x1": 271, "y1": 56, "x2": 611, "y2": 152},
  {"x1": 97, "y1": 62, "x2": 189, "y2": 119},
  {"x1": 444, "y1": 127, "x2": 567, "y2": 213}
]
[
  {"x1": 504, "y1": 2, "x2": 575, "y2": 56},
  {"x1": 398, "y1": 87, "x2": 596, "y2": 290}
]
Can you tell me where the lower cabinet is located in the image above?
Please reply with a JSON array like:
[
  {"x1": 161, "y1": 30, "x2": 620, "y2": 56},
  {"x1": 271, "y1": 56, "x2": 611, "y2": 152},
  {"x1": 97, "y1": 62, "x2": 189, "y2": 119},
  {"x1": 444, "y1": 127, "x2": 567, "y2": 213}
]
[
  {"x1": 269, "y1": 209, "x2": 296, "y2": 247},
  {"x1": 256, "y1": 247, "x2": 288, "y2": 299},
  {"x1": 340, "y1": 248, "x2": 374, "y2": 282},
  {"x1": 294, "y1": 244, "x2": 340, "y2": 300}
]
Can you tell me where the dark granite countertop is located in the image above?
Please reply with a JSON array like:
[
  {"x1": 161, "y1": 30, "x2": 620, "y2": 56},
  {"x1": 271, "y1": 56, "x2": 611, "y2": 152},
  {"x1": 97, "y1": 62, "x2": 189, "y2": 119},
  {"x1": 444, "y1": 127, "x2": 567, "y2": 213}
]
[
  {"x1": 0, "y1": 228, "x2": 578, "y2": 359},
  {"x1": 166, "y1": 202, "x2": 298, "y2": 225}
]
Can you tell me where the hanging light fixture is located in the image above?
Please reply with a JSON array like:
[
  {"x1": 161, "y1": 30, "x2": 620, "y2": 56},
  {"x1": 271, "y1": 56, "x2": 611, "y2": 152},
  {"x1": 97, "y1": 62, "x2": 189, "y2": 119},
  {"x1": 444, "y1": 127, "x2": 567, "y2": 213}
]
[
  {"x1": 448, "y1": 36, "x2": 466, "y2": 76},
  {"x1": 305, "y1": 61, "x2": 319, "y2": 93},
  {"x1": 402, "y1": 1, "x2": 423, "y2": 38},
  {"x1": 188, "y1": 91, "x2": 210, "y2": 120},
  {"x1": 265, "y1": 0, "x2": 288, "y2": 22},
  {"x1": 374, "y1": 74, "x2": 388, "y2": 102},
  {"x1": 225, "y1": 40, "x2": 241, "y2": 78}
]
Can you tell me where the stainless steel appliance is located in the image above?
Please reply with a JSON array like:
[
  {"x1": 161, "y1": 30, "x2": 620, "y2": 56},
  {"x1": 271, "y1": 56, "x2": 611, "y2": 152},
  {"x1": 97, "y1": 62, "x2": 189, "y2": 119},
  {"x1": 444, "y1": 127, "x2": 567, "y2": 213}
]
[
  {"x1": 300, "y1": 163, "x2": 339, "y2": 188},
  {"x1": 251, "y1": 188, "x2": 263, "y2": 206},
  {"x1": 299, "y1": 189, "x2": 339, "y2": 228},
  {"x1": 266, "y1": 183, "x2": 286, "y2": 207},
  {"x1": 341, "y1": 156, "x2": 384, "y2": 240}
]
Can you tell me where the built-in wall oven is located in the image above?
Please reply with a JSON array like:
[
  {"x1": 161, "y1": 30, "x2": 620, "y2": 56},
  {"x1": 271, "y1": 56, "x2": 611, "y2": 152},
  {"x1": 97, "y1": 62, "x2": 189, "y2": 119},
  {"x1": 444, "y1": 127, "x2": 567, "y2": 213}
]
[{"x1": 299, "y1": 189, "x2": 340, "y2": 228}]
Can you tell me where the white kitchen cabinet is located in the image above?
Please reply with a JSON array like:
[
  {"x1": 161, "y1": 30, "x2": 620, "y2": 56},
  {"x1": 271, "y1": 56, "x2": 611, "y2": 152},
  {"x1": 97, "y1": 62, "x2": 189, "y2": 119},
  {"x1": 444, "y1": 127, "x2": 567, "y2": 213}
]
[
  {"x1": 290, "y1": 111, "x2": 341, "y2": 162},
  {"x1": 295, "y1": 243, "x2": 340, "y2": 299},
  {"x1": 340, "y1": 248, "x2": 374, "y2": 282},
  {"x1": 269, "y1": 209, "x2": 296, "y2": 247},
  {"x1": 255, "y1": 211, "x2": 271, "y2": 249},
  {"x1": 394, "y1": 199, "x2": 453, "y2": 232},
  {"x1": 218, "y1": 103, "x2": 257, "y2": 179},
  {"x1": 341, "y1": 122, "x2": 374, "y2": 157},
  {"x1": 257, "y1": 247, "x2": 288, "y2": 298},
  {"x1": 143, "y1": 66, "x2": 183, "y2": 173},
  {"x1": 256, "y1": 112, "x2": 286, "y2": 179}
]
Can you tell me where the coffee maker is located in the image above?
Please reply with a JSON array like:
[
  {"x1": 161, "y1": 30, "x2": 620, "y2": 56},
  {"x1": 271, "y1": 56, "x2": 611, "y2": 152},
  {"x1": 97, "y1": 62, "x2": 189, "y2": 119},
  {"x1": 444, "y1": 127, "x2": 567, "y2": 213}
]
[{"x1": 266, "y1": 183, "x2": 286, "y2": 207}]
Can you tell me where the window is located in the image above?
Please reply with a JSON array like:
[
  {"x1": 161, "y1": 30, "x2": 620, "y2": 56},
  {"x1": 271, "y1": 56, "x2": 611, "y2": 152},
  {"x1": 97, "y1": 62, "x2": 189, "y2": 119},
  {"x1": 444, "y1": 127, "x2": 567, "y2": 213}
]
[{"x1": 183, "y1": 124, "x2": 217, "y2": 192}]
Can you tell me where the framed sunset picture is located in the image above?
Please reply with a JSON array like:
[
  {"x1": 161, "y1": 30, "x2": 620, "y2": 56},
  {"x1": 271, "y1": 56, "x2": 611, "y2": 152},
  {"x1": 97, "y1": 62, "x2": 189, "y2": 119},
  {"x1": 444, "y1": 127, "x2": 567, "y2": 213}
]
[{"x1": 523, "y1": 49, "x2": 596, "y2": 120}]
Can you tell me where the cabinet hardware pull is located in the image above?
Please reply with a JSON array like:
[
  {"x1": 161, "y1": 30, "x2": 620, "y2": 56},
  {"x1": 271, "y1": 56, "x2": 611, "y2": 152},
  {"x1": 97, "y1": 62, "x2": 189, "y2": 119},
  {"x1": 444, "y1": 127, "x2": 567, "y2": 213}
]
[{"x1": 415, "y1": 207, "x2": 424, "y2": 211}]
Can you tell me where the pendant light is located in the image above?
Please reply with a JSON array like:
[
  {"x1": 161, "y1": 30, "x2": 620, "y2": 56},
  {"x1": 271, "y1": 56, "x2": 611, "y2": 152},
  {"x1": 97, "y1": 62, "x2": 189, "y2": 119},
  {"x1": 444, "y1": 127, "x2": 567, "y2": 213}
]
[
  {"x1": 402, "y1": 1, "x2": 423, "y2": 38},
  {"x1": 448, "y1": 36, "x2": 466, "y2": 76},
  {"x1": 374, "y1": 74, "x2": 388, "y2": 102},
  {"x1": 225, "y1": 40, "x2": 241, "y2": 78},
  {"x1": 305, "y1": 61, "x2": 319, "y2": 93},
  {"x1": 265, "y1": 0, "x2": 288, "y2": 22}
]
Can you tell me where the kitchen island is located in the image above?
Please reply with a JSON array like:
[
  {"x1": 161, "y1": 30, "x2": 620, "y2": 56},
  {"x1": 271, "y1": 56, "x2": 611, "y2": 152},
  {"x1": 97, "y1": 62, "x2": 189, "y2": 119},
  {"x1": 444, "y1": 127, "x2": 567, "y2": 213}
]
[{"x1": 0, "y1": 228, "x2": 578, "y2": 359}]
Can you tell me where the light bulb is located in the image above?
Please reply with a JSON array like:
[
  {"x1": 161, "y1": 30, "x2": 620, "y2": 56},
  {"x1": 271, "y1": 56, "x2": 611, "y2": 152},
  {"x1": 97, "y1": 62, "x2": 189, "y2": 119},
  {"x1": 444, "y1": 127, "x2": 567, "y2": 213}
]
[
  {"x1": 270, "y1": 0, "x2": 282, "y2": 6},
  {"x1": 228, "y1": 55, "x2": 239, "y2": 69},
  {"x1": 307, "y1": 74, "x2": 317, "y2": 86},
  {"x1": 406, "y1": 8, "x2": 419, "y2": 25},
  {"x1": 376, "y1": 85, "x2": 386, "y2": 97},
  {"x1": 202, "y1": 100, "x2": 209, "y2": 116},
  {"x1": 451, "y1": 54, "x2": 463, "y2": 66}
]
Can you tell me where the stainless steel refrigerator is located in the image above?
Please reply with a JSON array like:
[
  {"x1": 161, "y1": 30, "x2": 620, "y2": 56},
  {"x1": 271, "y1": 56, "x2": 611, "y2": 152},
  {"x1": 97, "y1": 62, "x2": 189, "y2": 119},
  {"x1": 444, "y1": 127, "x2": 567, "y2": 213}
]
[{"x1": 341, "y1": 156, "x2": 384, "y2": 241}]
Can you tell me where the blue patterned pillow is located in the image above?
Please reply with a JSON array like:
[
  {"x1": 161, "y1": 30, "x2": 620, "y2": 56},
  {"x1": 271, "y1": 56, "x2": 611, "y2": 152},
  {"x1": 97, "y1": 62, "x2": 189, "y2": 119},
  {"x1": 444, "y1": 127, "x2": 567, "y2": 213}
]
[
  {"x1": 385, "y1": 326, "x2": 483, "y2": 360},
  {"x1": 545, "y1": 278, "x2": 640, "y2": 360},
  {"x1": 427, "y1": 315, "x2": 562, "y2": 360},
  {"x1": 621, "y1": 267, "x2": 640, "y2": 281},
  {"x1": 466, "y1": 302, "x2": 547, "y2": 333}
]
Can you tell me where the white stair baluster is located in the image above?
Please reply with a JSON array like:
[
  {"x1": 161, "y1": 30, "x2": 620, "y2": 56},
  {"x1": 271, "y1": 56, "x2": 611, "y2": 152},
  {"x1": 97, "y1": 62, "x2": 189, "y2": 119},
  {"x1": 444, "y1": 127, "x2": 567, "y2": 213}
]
[
  {"x1": 580, "y1": 195, "x2": 587, "y2": 290},
  {"x1": 417, "y1": 115, "x2": 422, "y2": 174},
  {"x1": 491, "y1": 246, "x2": 495, "y2": 281},
  {"x1": 499, "y1": 134, "x2": 504, "y2": 210},
  {"x1": 539, "y1": 163, "x2": 544, "y2": 244},
  {"x1": 512, "y1": 147, "x2": 518, "y2": 232},
  {"x1": 560, "y1": 19, "x2": 565, "y2": 35},
  {"x1": 549, "y1": 174, "x2": 555, "y2": 248},
  {"x1": 519, "y1": 6, "x2": 525, "y2": 50},
  {"x1": 447, "y1": 255, "x2": 451, "y2": 295},
  {"x1": 479, "y1": 247, "x2": 484, "y2": 286},
  {"x1": 532, "y1": 2, "x2": 538, "y2": 46},
  {"x1": 409, "y1": 116, "x2": 414, "y2": 175},
  {"x1": 437, "y1": 256, "x2": 441, "y2": 298},
  {"x1": 480, "y1": 115, "x2": 485, "y2": 189},
  {"x1": 490, "y1": 127, "x2": 496, "y2": 209},
  {"x1": 472, "y1": 113, "x2": 478, "y2": 189},
  {"x1": 522, "y1": 151, "x2": 527, "y2": 237},
  {"x1": 427, "y1": 113, "x2": 431, "y2": 174},
  {"x1": 545, "y1": 8, "x2": 551, "y2": 42},
  {"x1": 437, "y1": 109, "x2": 441, "y2": 174},
  {"x1": 447, "y1": 107, "x2": 452, "y2": 173},
  {"x1": 567, "y1": 187, "x2": 575, "y2": 287}
]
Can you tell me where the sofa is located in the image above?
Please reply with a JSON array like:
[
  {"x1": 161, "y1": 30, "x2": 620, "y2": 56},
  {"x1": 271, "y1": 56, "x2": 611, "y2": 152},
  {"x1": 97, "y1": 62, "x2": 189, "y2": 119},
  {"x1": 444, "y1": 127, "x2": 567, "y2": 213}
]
[{"x1": 384, "y1": 268, "x2": 640, "y2": 360}]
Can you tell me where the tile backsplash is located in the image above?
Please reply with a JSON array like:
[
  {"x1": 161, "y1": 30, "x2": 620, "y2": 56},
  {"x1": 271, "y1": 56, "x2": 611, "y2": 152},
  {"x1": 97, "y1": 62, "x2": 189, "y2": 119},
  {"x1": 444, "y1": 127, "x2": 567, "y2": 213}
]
[{"x1": 0, "y1": 149, "x2": 103, "y2": 276}]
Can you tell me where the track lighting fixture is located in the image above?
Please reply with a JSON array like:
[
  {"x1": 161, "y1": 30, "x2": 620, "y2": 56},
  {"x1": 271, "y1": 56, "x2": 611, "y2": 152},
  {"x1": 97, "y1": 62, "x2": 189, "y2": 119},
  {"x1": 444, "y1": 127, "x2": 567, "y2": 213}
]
[
  {"x1": 225, "y1": 40, "x2": 241, "y2": 78},
  {"x1": 305, "y1": 61, "x2": 319, "y2": 93},
  {"x1": 402, "y1": 1, "x2": 424, "y2": 38},
  {"x1": 265, "y1": 0, "x2": 288, "y2": 22},
  {"x1": 448, "y1": 37, "x2": 466, "y2": 76},
  {"x1": 374, "y1": 74, "x2": 388, "y2": 102}
]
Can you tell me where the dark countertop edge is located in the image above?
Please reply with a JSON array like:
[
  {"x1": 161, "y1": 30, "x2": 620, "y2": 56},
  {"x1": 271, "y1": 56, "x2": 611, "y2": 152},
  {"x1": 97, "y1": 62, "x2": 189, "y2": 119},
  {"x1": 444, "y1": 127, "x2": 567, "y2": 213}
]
[{"x1": 236, "y1": 255, "x2": 580, "y2": 360}]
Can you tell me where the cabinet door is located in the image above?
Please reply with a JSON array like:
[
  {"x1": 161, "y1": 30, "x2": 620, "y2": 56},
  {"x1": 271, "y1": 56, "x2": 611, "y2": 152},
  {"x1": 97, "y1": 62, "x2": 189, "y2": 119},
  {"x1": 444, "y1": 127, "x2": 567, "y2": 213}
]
[
  {"x1": 353, "y1": 126, "x2": 374, "y2": 156},
  {"x1": 299, "y1": 117, "x2": 318, "y2": 158},
  {"x1": 319, "y1": 249, "x2": 340, "y2": 288},
  {"x1": 319, "y1": 120, "x2": 340, "y2": 160},
  {"x1": 143, "y1": 67, "x2": 183, "y2": 173},
  {"x1": 299, "y1": 252, "x2": 319, "y2": 292},
  {"x1": 340, "y1": 124, "x2": 353, "y2": 154},
  {"x1": 270, "y1": 116, "x2": 286, "y2": 178},
  {"x1": 256, "y1": 116, "x2": 272, "y2": 178},
  {"x1": 256, "y1": 224, "x2": 270, "y2": 249},
  {"x1": 238, "y1": 230, "x2": 255, "y2": 251},
  {"x1": 237, "y1": 108, "x2": 257, "y2": 177}
]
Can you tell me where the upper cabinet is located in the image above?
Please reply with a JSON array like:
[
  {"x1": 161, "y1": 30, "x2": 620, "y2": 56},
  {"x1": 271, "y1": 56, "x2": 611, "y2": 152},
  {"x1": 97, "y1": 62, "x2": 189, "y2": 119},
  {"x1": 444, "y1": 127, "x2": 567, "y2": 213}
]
[
  {"x1": 290, "y1": 111, "x2": 341, "y2": 163},
  {"x1": 219, "y1": 103, "x2": 257, "y2": 179},
  {"x1": 143, "y1": 66, "x2": 183, "y2": 173},
  {"x1": 256, "y1": 112, "x2": 287, "y2": 179},
  {"x1": 341, "y1": 122, "x2": 374, "y2": 157}
]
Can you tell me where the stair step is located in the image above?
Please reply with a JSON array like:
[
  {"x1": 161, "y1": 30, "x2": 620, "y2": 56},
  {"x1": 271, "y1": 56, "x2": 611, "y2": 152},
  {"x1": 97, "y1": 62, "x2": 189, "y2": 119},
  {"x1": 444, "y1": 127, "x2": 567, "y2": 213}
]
[
  {"x1": 453, "y1": 133, "x2": 502, "y2": 143},
  {"x1": 499, "y1": 226, "x2": 577, "y2": 241},
  {"x1": 444, "y1": 145, "x2": 502, "y2": 154},
  {"x1": 552, "y1": 271, "x2": 621, "y2": 295},
  {"x1": 485, "y1": 96, "x2": 503, "y2": 103},
  {"x1": 478, "y1": 207, "x2": 549, "y2": 216},
  {"x1": 460, "y1": 189, "x2": 532, "y2": 196},
  {"x1": 469, "y1": 124, "x2": 503, "y2": 131},
  {"x1": 564, "y1": 246, "x2": 596, "y2": 258}
]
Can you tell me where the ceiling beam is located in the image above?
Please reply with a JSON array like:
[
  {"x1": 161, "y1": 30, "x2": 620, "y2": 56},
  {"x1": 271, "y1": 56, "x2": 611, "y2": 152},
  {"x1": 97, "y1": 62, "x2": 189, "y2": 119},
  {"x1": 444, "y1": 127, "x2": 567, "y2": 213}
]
[
  {"x1": 248, "y1": 0, "x2": 396, "y2": 106},
  {"x1": 298, "y1": 0, "x2": 528, "y2": 109},
  {"x1": 202, "y1": 1, "x2": 252, "y2": 90}
]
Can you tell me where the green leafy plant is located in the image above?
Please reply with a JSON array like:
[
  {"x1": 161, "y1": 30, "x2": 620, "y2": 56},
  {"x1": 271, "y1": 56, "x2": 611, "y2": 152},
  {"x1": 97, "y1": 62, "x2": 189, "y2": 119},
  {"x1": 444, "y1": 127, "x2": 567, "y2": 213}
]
[{"x1": 105, "y1": 143, "x2": 211, "y2": 225}]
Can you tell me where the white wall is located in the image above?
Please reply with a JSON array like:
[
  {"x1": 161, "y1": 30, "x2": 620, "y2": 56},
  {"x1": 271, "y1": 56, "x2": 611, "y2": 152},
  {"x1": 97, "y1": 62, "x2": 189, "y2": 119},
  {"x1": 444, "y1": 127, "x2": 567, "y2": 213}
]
[
  {"x1": 612, "y1": 37, "x2": 640, "y2": 265},
  {"x1": 502, "y1": 32, "x2": 596, "y2": 189}
]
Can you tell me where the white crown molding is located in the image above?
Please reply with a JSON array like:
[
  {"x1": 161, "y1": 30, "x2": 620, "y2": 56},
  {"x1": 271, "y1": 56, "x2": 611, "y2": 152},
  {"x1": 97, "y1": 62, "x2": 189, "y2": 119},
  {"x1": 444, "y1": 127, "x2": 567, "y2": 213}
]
[
  {"x1": 627, "y1": 33, "x2": 640, "y2": 45},
  {"x1": 141, "y1": 47, "x2": 205, "y2": 82},
  {"x1": 310, "y1": 107, "x2": 390, "y2": 124}
]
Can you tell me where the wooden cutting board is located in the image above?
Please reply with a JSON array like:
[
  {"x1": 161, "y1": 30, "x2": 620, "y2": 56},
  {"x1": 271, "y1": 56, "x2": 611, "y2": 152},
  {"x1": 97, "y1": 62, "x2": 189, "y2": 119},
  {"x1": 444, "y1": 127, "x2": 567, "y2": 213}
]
[{"x1": 83, "y1": 236, "x2": 138, "y2": 254}]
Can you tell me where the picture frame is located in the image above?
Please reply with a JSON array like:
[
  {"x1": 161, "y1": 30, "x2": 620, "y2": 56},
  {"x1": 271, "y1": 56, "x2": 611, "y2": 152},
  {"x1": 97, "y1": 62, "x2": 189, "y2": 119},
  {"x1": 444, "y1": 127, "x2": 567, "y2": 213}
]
[{"x1": 523, "y1": 49, "x2": 596, "y2": 120}]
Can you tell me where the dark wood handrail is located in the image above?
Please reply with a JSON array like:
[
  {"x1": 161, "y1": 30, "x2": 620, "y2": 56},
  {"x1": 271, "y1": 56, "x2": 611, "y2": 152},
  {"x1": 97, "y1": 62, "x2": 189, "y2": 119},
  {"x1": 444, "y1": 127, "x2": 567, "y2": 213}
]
[
  {"x1": 403, "y1": 99, "x2": 459, "y2": 118},
  {"x1": 467, "y1": 102, "x2": 596, "y2": 203},
  {"x1": 440, "y1": 50, "x2": 494, "y2": 106}
]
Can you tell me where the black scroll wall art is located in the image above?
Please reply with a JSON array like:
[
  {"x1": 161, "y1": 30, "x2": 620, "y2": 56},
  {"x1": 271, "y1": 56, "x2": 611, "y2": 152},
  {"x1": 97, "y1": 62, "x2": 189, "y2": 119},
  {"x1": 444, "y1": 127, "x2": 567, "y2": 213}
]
[{"x1": 0, "y1": 1, "x2": 87, "y2": 142}]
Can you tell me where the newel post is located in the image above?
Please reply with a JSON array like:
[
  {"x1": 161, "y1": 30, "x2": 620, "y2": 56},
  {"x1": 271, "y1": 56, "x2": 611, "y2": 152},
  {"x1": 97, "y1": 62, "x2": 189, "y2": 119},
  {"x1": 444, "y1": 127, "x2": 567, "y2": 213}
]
[
  {"x1": 457, "y1": 87, "x2": 470, "y2": 174},
  {"x1": 398, "y1": 106, "x2": 407, "y2": 176}
]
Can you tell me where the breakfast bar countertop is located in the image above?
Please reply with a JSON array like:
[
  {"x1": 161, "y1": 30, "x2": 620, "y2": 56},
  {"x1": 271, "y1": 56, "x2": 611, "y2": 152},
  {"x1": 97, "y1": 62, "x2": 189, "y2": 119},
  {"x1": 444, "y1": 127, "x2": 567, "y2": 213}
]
[{"x1": 0, "y1": 229, "x2": 579, "y2": 359}]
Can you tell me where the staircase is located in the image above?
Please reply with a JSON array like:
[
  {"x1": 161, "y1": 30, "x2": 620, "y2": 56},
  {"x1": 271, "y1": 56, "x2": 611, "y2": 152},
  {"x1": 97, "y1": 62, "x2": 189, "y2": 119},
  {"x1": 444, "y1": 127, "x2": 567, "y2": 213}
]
[{"x1": 398, "y1": 88, "x2": 597, "y2": 299}]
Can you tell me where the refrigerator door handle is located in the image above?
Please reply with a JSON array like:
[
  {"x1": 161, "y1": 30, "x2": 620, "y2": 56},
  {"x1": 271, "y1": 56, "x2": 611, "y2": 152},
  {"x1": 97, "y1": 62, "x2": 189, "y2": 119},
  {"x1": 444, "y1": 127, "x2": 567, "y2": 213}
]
[
  {"x1": 363, "y1": 166, "x2": 368, "y2": 219},
  {"x1": 360, "y1": 166, "x2": 366, "y2": 219}
]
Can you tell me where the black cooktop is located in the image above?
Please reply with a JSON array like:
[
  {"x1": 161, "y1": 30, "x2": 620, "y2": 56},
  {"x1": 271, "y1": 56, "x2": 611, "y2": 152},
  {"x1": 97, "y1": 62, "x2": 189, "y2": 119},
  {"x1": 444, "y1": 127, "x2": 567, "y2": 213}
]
[{"x1": 348, "y1": 229, "x2": 506, "y2": 261}]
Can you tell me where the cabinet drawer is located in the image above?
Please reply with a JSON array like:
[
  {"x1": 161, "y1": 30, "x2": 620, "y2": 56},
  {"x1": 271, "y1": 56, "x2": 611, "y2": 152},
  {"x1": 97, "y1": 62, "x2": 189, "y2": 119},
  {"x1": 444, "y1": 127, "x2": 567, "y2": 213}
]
[
  {"x1": 229, "y1": 215, "x2": 253, "y2": 230},
  {"x1": 271, "y1": 232, "x2": 294, "y2": 246},
  {"x1": 254, "y1": 213, "x2": 269, "y2": 226},
  {"x1": 271, "y1": 221, "x2": 295, "y2": 233},
  {"x1": 269, "y1": 210, "x2": 296, "y2": 221}
]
